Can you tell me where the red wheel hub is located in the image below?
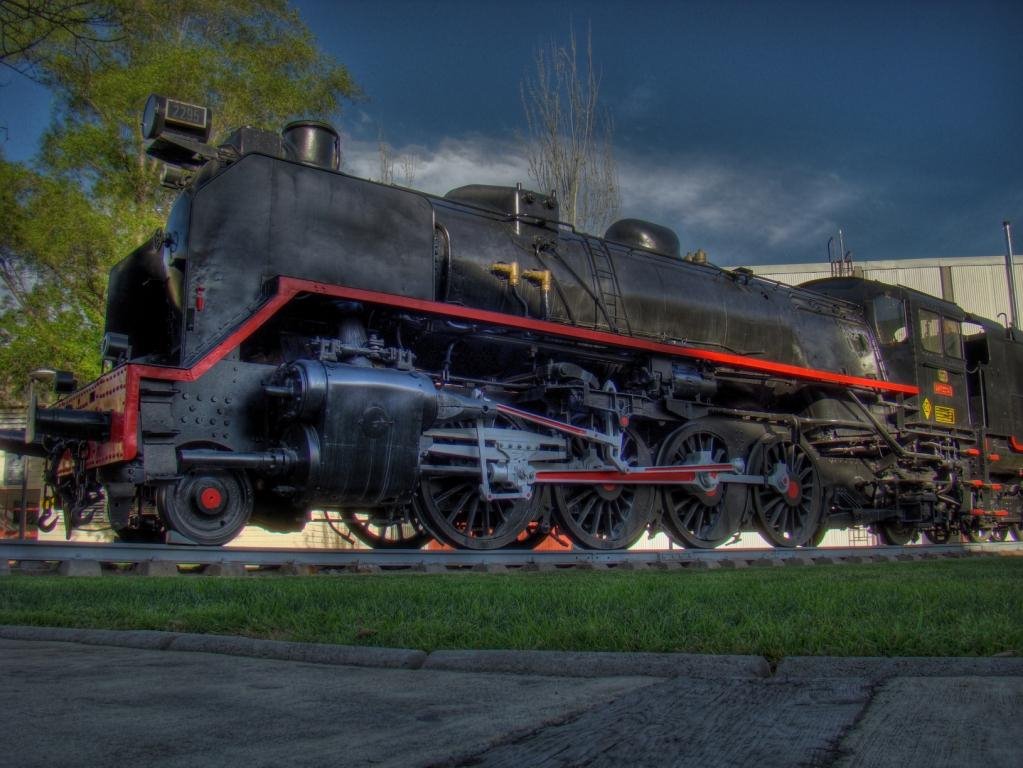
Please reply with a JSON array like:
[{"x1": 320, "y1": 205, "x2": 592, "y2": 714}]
[
  {"x1": 785, "y1": 478, "x2": 801, "y2": 502},
  {"x1": 199, "y1": 487, "x2": 224, "y2": 511}
]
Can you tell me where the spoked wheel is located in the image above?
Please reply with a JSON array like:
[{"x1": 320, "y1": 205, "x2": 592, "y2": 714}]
[
  {"x1": 807, "y1": 522, "x2": 828, "y2": 547},
  {"x1": 552, "y1": 427, "x2": 656, "y2": 550},
  {"x1": 505, "y1": 525, "x2": 550, "y2": 549},
  {"x1": 990, "y1": 526, "x2": 1009, "y2": 542},
  {"x1": 878, "y1": 520, "x2": 916, "y2": 546},
  {"x1": 1010, "y1": 525, "x2": 1022, "y2": 542},
  {"x1": 502, "y1": 492, "x2": 572, "y2": 550},
  {"x1": 418, "y1": 478, "x2": 539, "y2": 550},
  {"x1": 418, "y1": 416, "x2": 540, "y2": 550},
  {"x1": 748, "y1": 435, "x2": 823, "y2": 548},
  {"x1": 156, "y1": 468, "x2": 253, "y2": 546},
  {"x1": 965, "y1": 524, "x2": 995, "y2": 543},
  {"x1": 338, "y1": 503, "x2": 432, "y2": 549},
  {"x1": 504, "y1": 508, "x2": 567, "y2": 550},
  {"x1": 657, "y1": 421, "x2": 745, "y2": 549},
  {"x1": 923, "y1": 527, "x2": 952, "y2": 545}
]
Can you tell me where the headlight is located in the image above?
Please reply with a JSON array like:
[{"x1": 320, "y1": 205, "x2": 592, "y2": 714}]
[
  {"x1": 141, "y1": 94, "x2": 214, "y2": 169},
  {"x1": 141, "y1": 94, "x2": 211, "y2": 142}
]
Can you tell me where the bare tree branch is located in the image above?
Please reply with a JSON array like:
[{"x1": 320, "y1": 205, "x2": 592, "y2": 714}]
[
  {"x1": 376, "y1": 130, "x2": 418, "y2": 188},
  {"x1": 400, "y1": 152, "x2": 417, "y2": 187},
  {"x1": 377, "y1": 139, "x2": 394, "y2": 185},
  {"x1": 521, "y1": 26, "x2": 620, "y2": 234},
  {"x1": 0, "y1": 0, "x2": 120, "y2": 82}
]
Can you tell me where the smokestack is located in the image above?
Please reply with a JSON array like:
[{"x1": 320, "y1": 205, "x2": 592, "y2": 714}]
[{"x1": 1003, "y1": 221, "x2": 1020, "y2": 329}]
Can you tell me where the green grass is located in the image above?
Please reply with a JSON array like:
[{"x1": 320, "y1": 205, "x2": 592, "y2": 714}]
[{"x1": 1, "y1": 558, "x2": 1021, "y2": 660}]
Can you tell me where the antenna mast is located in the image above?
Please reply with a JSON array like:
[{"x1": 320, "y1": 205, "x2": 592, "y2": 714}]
[
  {"x1": 1003, "y1": 221, "x2": 1020, "y2": 329},
  {"x1": 828, "y1": 229, "x2": 854, "y2": 277}
]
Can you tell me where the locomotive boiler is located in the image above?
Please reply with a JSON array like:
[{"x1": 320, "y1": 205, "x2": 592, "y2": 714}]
[{"x1": 2, "y1": 94, "x2": 1021, "y2": 550}]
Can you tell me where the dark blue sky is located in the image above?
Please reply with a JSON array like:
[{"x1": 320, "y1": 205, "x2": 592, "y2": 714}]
[{"x1": 2, "y1": 0, "x2": 1021, "y2": 266}]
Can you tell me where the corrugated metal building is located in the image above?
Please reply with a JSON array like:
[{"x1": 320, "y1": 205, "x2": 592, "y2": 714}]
[{"x1": 747, "y1": 255, "x2": 1022, "y2": 323}]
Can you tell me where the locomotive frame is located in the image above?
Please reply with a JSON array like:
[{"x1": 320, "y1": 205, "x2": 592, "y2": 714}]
[{"x1": 1, "y1": 95, "x2": 1020, "y2": 551}]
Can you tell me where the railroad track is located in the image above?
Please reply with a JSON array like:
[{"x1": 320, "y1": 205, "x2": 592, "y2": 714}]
[{"x1": 1, "y1": 540, "x2": 1020, "y2": 575}]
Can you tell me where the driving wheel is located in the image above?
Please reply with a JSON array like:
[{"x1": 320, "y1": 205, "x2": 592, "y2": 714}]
[
  {"x1": 748, "y1": 435, "x2": 823, "y2": 548},
  {"x1": 339, "y1": 503, "x2": 432, "y2": 549},
  {"x1": 417, "y1": 416, "x2": 539, "y2": 549},
  {"x1": 553, "y1": 427, "x2": 656, "y2": 550},
  {"x1": 657, "y1": 421, "x2": 745, "y2": 549}
]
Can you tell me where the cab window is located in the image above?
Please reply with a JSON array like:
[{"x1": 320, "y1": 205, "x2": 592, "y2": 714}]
[
  {"x1": 873, "y1": 296, "x2": 908, "y2": 344},
  {"x1": 918, "y1": 309, "x2": 942, "y2": 354},
  {"x1": 942, "y1": 317, "x2": 962, "y2": 358}
]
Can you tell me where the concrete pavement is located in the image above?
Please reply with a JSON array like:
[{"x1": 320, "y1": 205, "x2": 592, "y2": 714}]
[{"x1": 0, "y1": 628, "x2": 1020, "y2": 768}]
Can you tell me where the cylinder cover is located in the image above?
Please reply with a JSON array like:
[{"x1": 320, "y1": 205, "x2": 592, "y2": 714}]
[{"x1": 275, "y1": 360, "x2": 437, "y2": 506}]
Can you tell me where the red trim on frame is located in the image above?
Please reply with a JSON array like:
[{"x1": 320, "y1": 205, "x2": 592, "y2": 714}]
[
  {"x1": 278, "y1": 278, "x2": 919, "y2": 395},
  {"x1": 1010, "y1": 436, "x2": 1023, "y2": 453},
  {"x1": 534, "y1": 464, "x2": 735, "y2": 485},
  {"x1": 84, "y1": 276, "x2": 923, "y2": 466}
]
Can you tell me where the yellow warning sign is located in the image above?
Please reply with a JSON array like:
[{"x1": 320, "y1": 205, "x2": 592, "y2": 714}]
[
  {"x1": 922, "y1": 398, "x2": 933, "y2": 419},
  {"x1": 935, "y1": 405, "x2": 956, "y2": 424}
]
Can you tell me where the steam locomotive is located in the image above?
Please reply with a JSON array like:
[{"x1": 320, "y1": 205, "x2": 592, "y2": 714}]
[{"x1": 2, "y1": 95, "x2": 1021, "y2": 550}]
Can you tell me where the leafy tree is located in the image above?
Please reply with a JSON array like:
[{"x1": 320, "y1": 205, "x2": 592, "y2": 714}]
[
  {"x1": 0, "y1": 1, "x2": 119, "y2": 80},
  {"x1": 0, "y1": 155, "x2": 118, "y2": 386},
  {"x1": 521, "y1": 27, "x2": 619, "y2": 236},
  {"x1": 0, "y1": 0, "x2": 358, "y2": 402}
]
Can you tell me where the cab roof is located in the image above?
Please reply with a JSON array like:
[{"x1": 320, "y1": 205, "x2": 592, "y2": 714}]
[{"x1": 802, "y1": 276, "x2": 967, "y2": 321}]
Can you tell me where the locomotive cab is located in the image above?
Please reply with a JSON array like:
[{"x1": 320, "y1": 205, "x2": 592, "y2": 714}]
[
  {"x1": 899, "y1": 291, "x2": 970, "y2": 430},
  {"x1": 962, "y1": 317, "x2": 1023, "y2": 439},
  {"x1": 803, "y1": 278, "x2": 971, "y2": 429}
]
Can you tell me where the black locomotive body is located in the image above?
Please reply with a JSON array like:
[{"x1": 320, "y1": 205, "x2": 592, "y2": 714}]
[{"x1": 4, "y1": 96, "x2": 1021, "y2": 549}]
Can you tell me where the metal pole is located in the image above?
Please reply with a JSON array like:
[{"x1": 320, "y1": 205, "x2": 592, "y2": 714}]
[
  {"x1": 18, "y1": 457, "x2": 28, "y2": 541},
  {"x1": 1003, "y1": 221, "x2": 1020, "y2": 329},
  {"x1": 838, "y1": 229, "x2": 847, "y2": 276}
]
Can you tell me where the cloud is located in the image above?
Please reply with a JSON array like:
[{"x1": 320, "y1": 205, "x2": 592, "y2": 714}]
[
  {"x1": 616, "y1": 155, "x2": 861, "y2": 264},
  {"x1": 341, "y1": 134, "x2": 530, "y2": 195},
  {"x1": 337, "y1": 132, "x2": 861, "y2": 265}
]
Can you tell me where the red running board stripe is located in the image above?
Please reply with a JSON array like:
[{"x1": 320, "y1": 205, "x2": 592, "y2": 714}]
[
  {"x1": 278, "y1": 278, "x2": 919, "y2": 395},
  {"x1": 535, "y1": 464, "x2": 736, "y2": 485},
  {"x1": 107, "y1": 276, "x2": 921, "y2": 463}
]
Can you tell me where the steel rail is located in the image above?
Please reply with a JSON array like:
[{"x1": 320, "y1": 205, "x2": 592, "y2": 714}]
[{"x1": 1, "y1": 540, "x2": 1019, "y2": 571}]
